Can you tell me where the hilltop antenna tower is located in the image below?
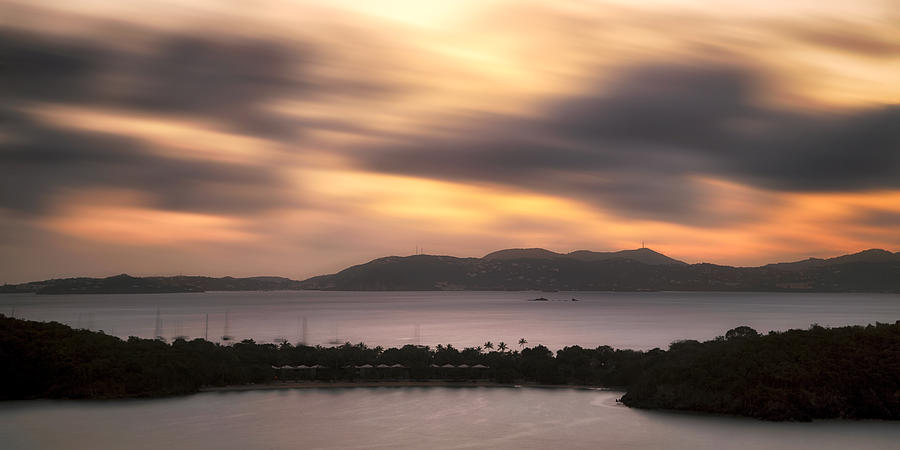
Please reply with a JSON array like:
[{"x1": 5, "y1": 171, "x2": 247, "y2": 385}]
[{"x1": 204, "y1": 314, "x2": 209, "y2": 341}]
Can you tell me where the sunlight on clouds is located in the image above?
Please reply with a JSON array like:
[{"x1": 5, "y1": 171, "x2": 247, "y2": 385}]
[
  {"x1": 299, "y1": 169, "x2": 589, "y2": 228},
  {"x1": 41, "y1": 191, "x2": 257, "y2": 245},
  {"x1": 281, "y1": 171, "x2": 900, "y2": 268},
  {"x1": 28, "y1": 105, "x2": 283, "y2": 165},
  {"x1": 0, "y1": 0, "x2": 896, "y2": 281},
  {"x1": 19, "y1": 171, "x2": 900, "y2": 276}
]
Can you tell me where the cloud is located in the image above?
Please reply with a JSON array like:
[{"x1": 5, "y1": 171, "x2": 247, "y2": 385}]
[
  {"x1": 774, "y1": 19, "x2": 900, "y2": 58},
  {"x1": 0, "y1": 30, "x2": 102, "y2": 103},
  {"x1": 734, "y1": 106, "x2": 900, "y2": 191},
  {"x1": 1, "y1": 0, "x2": 898, "y2": 283},
  {"x1": 0, "y1": 17, "x2": 395, "y2": 217},
  {"x1": 0, "y1": 109, "x2": 298, "y2": 215},
  {"x1": 357, "y1": 61, "x2": 899, "y2": 223},
  {"x1": 0, "y1": 27, "x2": 318, "y2": 137}
]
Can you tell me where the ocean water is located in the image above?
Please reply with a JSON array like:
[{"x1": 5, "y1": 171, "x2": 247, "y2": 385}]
[
  {"x1": 2, "y1": 388, "x2": 899, "y2": 450},
  {"x1": 1, "y1": 290, "x2": 898, "y2": 350}
]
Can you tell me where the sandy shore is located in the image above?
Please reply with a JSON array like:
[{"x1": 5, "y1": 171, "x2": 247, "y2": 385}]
[{"x1": 200, "y1": 381, "x2": 618, "y2": 392}]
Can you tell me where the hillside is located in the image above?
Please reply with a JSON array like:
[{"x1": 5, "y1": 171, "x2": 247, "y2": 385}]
[
  {"x1": 3, "y1": 248, "x2": 898, "y2": 294},
  {"x1": 483, "y1": 247, "x2": 686, "y2": 265},
  {"x1": 300, "y1": 248, "x2": 900, "y2": 292},
  {"x1": 765, "y1": 249, "x2": 900, "y2": 271},
  {"x1": 0, "y1": 274, "x2": 303, "y2": 295}
]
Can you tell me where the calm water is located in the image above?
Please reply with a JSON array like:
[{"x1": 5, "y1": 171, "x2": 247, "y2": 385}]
[
  {"x1": 1, "y1": 290, "x2": 899, "y2": 350},
  {"x1": 3, "y1": 291, "x2": 899, "y2": 448},
  {"x1": 1, "y1": 388, "x2": 899, "y2": 450}
]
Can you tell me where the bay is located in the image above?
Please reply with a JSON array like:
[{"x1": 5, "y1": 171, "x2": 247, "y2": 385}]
[
  {"x1": 3, "y1": 291, "x2": 900, "y2": 448},
  {"x1": 1, "y1": 388, "x2": 898, "y2": 450},
  {"x1": 2, "y1": 291, "x2": 899, "y2": 350}
]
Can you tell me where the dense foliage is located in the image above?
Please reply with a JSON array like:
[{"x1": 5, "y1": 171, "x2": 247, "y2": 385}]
[
  {"x1": 2, "y1": 315, "x2": 898, "y2": 421},
  {"x1": 620, "y1": 322, "x2": 900, "y2": 421}
]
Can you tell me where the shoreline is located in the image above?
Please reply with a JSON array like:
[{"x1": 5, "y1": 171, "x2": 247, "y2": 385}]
[{"x1": 199, "y1": 380, "x2": 621, "y2": 393}]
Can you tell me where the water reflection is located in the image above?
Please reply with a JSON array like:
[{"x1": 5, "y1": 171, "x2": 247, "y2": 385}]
[
  {"x1": 1, "y1": 291, "x2": 899, "y2": 350},
  {"x1": 1, "y1": 389, "x2": 898, "y2": 449}
]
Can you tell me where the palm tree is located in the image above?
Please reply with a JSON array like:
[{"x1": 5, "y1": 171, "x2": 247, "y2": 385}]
[
  {"x1": 483, "y1": 341, "x2": 494, "y2": 351},
  {"x1": 498, "y1": 342, "x2": 508, "y2": 352},
  {"x1": 518, "y1": 338, "x2": 528, "y2": 349}
]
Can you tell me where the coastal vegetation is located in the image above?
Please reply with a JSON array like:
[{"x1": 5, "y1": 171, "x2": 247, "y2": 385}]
[
  {"x1": 621, "y1": 323, "x2": 900, "y2": 420},
  {"x1": 1, "y1": 315, "x2": 898, "y2": 421}
]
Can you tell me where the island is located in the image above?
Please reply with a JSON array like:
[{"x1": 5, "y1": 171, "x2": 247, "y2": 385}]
[{"x1": 3, "y1": 248, "x2": 900, "y2": 294}]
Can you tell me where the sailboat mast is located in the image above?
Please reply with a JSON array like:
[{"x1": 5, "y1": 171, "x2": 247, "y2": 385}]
[
  {"x1": 222, "y1": 312, "x2": 233, "y2": 343},
  {"x1": 302, "y1": 317, "x2": 308, "y2": 345},
  {"x1": 154, "y1": 308, "x2": 163, "y2": 341}
]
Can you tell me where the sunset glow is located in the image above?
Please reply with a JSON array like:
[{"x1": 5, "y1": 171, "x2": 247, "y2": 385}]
[{"x1": 1, "y1": 0, "x2": 897, "y2": 282}]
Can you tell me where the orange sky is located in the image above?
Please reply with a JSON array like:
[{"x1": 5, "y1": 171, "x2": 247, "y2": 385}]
[{"x1": 0, "y1": 0, "x2": 898, "y2": 282}]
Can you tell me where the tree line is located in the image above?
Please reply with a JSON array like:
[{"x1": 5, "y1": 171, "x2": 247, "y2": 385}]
[{"x1": 1, "y1": 315, "x2": 897, "y2": 421}]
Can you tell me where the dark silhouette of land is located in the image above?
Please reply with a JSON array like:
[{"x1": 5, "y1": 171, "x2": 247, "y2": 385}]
[
  {"x1": 3, "y1": 248, "x2": 899, "y2": 294},
  {"x1": 1, "y1": 315, "x2": 897, "y2": 421},
  {"x1": 301, "y1": 248, "x2": 900, "y2": 292},
  {"x1": 0, "y1": 274, "x2": 303, "y2": 295}
]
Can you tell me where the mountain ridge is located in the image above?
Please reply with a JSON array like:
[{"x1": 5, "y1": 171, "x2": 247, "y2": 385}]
[
  {"x1": 299, "y1": 247, "x2": 900, "y2": 292},
  {"x1": 483, "y1": 247, "x2": 687, "y2": 266},
  {"x1": 2, "y1": 248, "x2": 898, "y2": 294},
  {"x1": 765, "y1": 248, "x2": 900, "y2": 271}
]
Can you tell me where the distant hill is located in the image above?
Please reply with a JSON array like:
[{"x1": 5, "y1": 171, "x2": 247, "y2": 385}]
[
  {"x1": 483, "y1": 247, "x2": 686, "y2": 266},
  {"x1": 766, "y1": 249, "x2": 900, "y2": 271},
  {"x1": 483, "y1": 248, "x2": 563, "y2": 260},
  {"x1": 3, "y1": 248, "x2": 898, "y2": 294},
  {"x1": 0, "y1": 274, "x2": 303, "y2": 295},
  {"x1": 565, "y1": 248, "x2": 686, "y2": 265},
  {"x1": 300, "y1": 248, "x2": 900, "y2": 292}
]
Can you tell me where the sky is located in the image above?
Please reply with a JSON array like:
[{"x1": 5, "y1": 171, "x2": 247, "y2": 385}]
[{"x1": 1, "y1": 0, "x2": 898, "y2": 282}]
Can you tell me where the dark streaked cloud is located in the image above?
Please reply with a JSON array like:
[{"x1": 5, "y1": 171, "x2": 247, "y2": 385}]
[
  {"x1": 359, "y1": 62, "x2": 899, "y2": 223},
  {"x1": 109, "y1": 35, "x2": 311, "y2": 138},
  {"x1": 0, "y1": 110, "x2": 296, "y2": 215},
  {"x1": 775, "y1": 20, "x2": 900, "y2": 57},
  {"x1": 0, "y1": 28, "x2": 300, "y2": 214},
  {"x1": 736, "y1": 107, "x2": 900, "y2": 191},
  {"x1": 1, "y1": 28, "x2": 314, "y2": 138},
  {"x1": 0, "y1": 20, "x2": 392, "y2": 216},
  {"x1": 0, "y1": 30, "x2": 102, "y2": 103}
]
